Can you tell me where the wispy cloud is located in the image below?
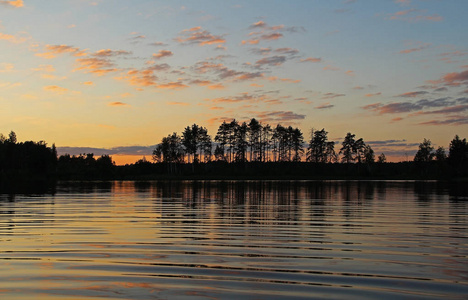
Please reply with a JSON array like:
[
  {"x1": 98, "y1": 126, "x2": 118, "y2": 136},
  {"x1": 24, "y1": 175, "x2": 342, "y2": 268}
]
[
  {"x1": 175, "y1": 26, "x2": 226, "y2": 46},
  {"x1": 0, "y1": 32, "x2": 28, "y2": 43},
  {"x1": 74, "y1": 57, "x2": 119, "y2": 76},
  {"x1": 365, "y1": 92, "x2": 382, "y2": 97},
  {"x1": 427, "y1": 69, "x2": 468, "y2": 87},
  {"x1": 363, "y1": 97, "x2": 461, "y2": 114},
  {"x1": 0, "y1": 0, "x2": 23, "y2": 8},
  {"x1": 36, "y1": 44, "x2": 86, "y2": 59},
  {"x1": 108, "y1": 101, "x2": 129, "y2": 107},
  {"x1": 315, "y1": 103, "x2": 334, "y2": 109},
  {"x1": 152, "y1": 50, "x2": 173, "y2": 60},
  {"x1": 399, "y1": 42, "x2": 430, "y2": 54},
  {"x1": 300, "y1": 57, "x2": 322, "y2": 63},
  {"x1": 396, "y1": 91, "x2": 429, "y2": 98},
  {"x1": 321, "y1": 92, "x2": 345, "y2": 99},
  {"x1": 388, "y1": 9, "x2": 443, "y2": 22},
  {"x1": 255, "y1": 55, "x2": 287, "y2": 67}
]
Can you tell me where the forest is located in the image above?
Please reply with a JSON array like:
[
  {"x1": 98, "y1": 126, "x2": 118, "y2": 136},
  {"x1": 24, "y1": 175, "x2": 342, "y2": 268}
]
[{"x1": 0, "y1": 118, "x2": 467, "y2": 185}]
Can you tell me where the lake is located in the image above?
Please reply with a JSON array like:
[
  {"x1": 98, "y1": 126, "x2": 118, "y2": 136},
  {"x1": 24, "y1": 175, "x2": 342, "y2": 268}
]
[{"x1": 1, "y1": 180, "x2": 467, "y2": 299}]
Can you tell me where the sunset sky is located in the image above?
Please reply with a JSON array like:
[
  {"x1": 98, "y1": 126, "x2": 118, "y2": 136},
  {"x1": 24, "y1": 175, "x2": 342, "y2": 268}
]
[{"x1": 1, "y1": 0, "x2": 467, "y2": 164}]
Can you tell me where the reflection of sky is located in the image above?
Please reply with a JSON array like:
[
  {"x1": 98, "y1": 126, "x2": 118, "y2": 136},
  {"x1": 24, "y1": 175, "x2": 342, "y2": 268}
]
[
  {"x1": 0, "y1": 181, "x2": 467, "y2": 298},
  {"x1": 1, "y1": 1, "x2": 467, "y2": 164}
]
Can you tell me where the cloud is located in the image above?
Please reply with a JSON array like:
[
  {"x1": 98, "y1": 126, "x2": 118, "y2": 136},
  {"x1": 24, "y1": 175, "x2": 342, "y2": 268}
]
[
  {"x1": 176, "y1": 26, "x2": 226, "y2": 46},
  {"x1": 300, "y1": 57, "x2": 322, "y2": 63},
  {"x1": 108, "y1": 101, "x2": 129, "y2": 107},
  {"x1": 388, "y1": 10, "x2": 443, "y2": 22},
  {"x1": 427, "y1": 69, "x2": 468, "y2": 87},
  {"x1": 192, "y1": 60, "x2": 262, "y2": 81},
  {"x1": 157, "y1": 81, "x2": 188, "y2": 90},
  {"x1": 43, "y1": 85, "x2": 69, "y2": 94},
  {"x1": 418, "y1": 117, "x2": 468, "y2": 126},
  {"x1": 82, "y1": 81, "x2": 94, "y2": 86},
  {"x1": 255, "y1": 55, "x2": 287, "y2": 67},
  {"x1": 242, "y1": 21, "x2": 287, "y2": 45},
  {"x1": 363, "y1": 97, "x2": 458, "y2": 114},
  {"x1": 167, "y1": 101, "x2": 190, "y2": 106},
  {"x1": 249, "y1": 21, "x2": 267, "y2": 29},
  {"x1": 255, "y1": 111, "x2": 306, "y2": 123},
  {"x1": 399, "y1": 43, "x2": 430, "y2": 54},
  {"x1": 323, "y1": 65, "x2": 340, "y2": 71},
  {"x1": 0, "y1": 32, "x2": 27, "y2": 43},
  {"x1": 275, "y1": 47, "x2": 299, "y2": 56},
  {"x1": 433, "y1": 87, "x2": 448, "y2": 92},
  {"x1": 74, "y1": 57, "x2": 119, "y2": 76},
  {"x1": 315, "y1": 103, "x2": 334, "y2": 109},
  {"x1": 36, "y1": 44, "x2": 86, "y2": 59},
  {"x1": 365, "y1": 92, "x2": 382, "y2": 97},
  {"x1": 396, "y1": 91, "x2": 429, "y2": 98},
  {"x1": 153, "y1": 50, "x2": 173, "y2": 60},
  {"x1": 93, "y1": 49, "x2": 131, "y2": 57},
  {"x1": 149, "y1": 41, "x2": 168, "y2": 47},
  {"x1": 0, "y1": 0, "x2": 23, "y2": 7},
  {"x1": 250, "y1": 47, "x2": 272, "y2": 55},
  {"x1": 129, "y1": 34, "x2": 146, "y2": 44},
  {"x1": 267, "y1": 76, "x2": 300, "y2": 83},
  {"x1": 321, "y1": 92, "x2": 345, "y2": 99},
  {"x1": 208, "y1": 83, "x2": 225, "y2": 90},
  {"x1": 116, "y1": 68, "x2": 158, "y2": 87},
  {"x1": 411, "y1": 104, "x2": 468, "y2": 115}
]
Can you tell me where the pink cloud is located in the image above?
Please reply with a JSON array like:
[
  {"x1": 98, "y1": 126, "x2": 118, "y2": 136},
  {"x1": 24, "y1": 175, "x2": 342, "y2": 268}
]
[
  {"x1": 365, "y1": 92, "x2": 382, "y2": 97},
  {"x1": 176, "y1": 27, "x2": 226, "y2": 46},
  {"x1": 36, "y1": 44, "x2": 87, "y2": 59},
  {"x1": 153, "y1": 50, "x2": 173, "y2": 60},
  {"x1": 396, "y1": 91, "x2": 429, "y2": 98},
  {"x1": 0, "y1": 0, "x2": 23, "y2": 7},
  {"x1": 399, "y1": 43, "x2": 430, "y2": 54},
  {"x1": 300, "y1": 57, "x2": 322, "y2": 63},
  {"x1": 427, "y1": 69, "x2": 468, "y2": 87},
  {"x1": 108, "y1": 102, "x2": 129, "y2": 107},
  {"x1": 0, "y1": 32, "x2": 27, "y2": 43}
]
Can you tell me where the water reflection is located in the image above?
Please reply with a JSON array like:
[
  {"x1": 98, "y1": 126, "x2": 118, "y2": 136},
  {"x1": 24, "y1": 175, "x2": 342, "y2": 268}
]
[{"x1": 0, "y1": 180, "x2": 467, "y2": 299}]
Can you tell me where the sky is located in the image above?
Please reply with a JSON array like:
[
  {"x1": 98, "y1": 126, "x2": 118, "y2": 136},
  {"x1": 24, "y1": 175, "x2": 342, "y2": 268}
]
[{"x1": 1, "y1": 0, "x2": 467, "y2": 164}]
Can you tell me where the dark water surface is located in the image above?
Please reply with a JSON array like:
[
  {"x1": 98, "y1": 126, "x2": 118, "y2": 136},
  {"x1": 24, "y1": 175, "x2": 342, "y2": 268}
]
[{"x1": 1, "y1": 180, "x2": 467, "y2": 299}]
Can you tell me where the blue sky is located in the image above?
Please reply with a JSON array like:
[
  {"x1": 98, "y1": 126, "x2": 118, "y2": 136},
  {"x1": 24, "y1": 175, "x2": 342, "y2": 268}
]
[{"x1": 1, "y1": 0, "x2": 467, "y2": 163}]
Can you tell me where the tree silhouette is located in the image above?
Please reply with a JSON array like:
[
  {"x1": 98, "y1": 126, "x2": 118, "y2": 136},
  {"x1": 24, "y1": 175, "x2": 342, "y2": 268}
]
[
  {"x1": 448, "y1": 135, "x2": 468, "y2": 175},
  {"x1": 291, "y1": 127, "x2": 304, "y2": 162},
  {"x1": 414, "y1": 139, "x2": 435, "y2": 162},
  {"x1": 340, "y1": 132, "x2": 356, "y2": 163},
  {"x1": 214, "y1": 121, "x2": 229, "y2": 162},
  {"x1": 363, "y1": 145, "x2": 375, "y2": 164},
  {"x1": 377, "y1": 153, "x2": 386, "y2": 163},
  {"x1": 307, "y1": 128, "x2": 329, "y2": 163},
  {"x1": 435, "y1": 146, "x2": 446, "y2": 161}
]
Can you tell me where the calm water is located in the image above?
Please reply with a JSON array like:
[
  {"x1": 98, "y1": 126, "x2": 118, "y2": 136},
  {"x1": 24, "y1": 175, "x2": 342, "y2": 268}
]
[{"x1": 0, "y1": 180, "x2": 467, "y2": 299}]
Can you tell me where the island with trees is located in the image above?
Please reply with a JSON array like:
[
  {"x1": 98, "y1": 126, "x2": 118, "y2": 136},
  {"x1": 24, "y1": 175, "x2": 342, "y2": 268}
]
[{"x1": 1, "y1": 118, "x2": 467, "y2": 188}]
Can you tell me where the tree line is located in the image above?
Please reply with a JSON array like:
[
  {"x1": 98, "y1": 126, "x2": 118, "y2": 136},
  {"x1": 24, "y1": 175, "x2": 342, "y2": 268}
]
[
  {"x1": 0, "y1": 124, "x2": 467, "y2": 184},
  {"x1": 153, "y1": 118, "x2": 387, "y2": 165}
]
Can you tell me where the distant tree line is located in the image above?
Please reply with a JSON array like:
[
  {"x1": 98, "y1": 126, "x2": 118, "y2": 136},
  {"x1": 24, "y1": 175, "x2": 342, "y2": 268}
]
[
  {"x1": 152, "y1": 118, "x2": 381, "y2": 166},
  {"x1": 0, "y1": 131, "x2": 57, "y2": 188},
  {"x1": 1, "y1": 125, "x2": 467, "y2": 184}
]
